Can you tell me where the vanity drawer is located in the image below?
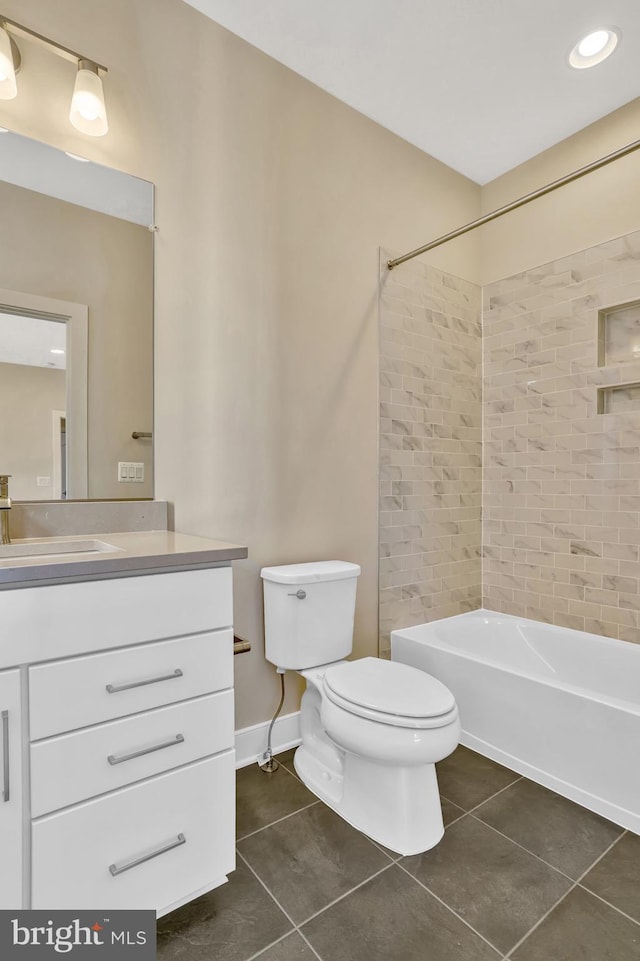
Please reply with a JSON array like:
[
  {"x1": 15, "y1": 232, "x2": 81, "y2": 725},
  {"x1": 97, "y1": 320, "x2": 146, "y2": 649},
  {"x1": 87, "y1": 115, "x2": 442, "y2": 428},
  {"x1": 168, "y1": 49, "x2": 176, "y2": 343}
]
[
  {"x1": 32, "y1": 752, "x2": 235, "y2": 914},
  {"x1": 30, "y1": 690, "x2": 234, "y2": 817},
  {"x1": 1, "y1": 567, "x2": 233, "y2": 666},
  {"x1": 29, "y1": 629, "x2": 233, "y2": 740}
]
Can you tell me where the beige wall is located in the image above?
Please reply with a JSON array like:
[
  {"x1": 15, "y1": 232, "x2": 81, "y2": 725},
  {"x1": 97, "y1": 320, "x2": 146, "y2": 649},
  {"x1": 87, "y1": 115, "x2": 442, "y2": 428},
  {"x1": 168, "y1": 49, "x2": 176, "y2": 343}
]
[
  {"x1": 480, "y1": 99, "x2": 640, "y2": 284},
  {"x1": 0, "y1": 0, "x2": 480, "y2": 728},
  {"x1": 0, "y1": 181, "x2": 153, "y2": 499},
  {"x1": 0, "y1": 363, "x2": 65, "y2": 499}
]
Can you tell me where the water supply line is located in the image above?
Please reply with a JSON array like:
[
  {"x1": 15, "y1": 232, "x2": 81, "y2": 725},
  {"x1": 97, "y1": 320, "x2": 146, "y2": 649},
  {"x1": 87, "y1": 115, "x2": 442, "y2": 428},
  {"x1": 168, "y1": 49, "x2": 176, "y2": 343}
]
[
  {"x1": 259, "y1": 669, "x2": 286, "y2": 773},
  {"x1": 387, "y1": 135, "x2": 640, "y2": 271}
]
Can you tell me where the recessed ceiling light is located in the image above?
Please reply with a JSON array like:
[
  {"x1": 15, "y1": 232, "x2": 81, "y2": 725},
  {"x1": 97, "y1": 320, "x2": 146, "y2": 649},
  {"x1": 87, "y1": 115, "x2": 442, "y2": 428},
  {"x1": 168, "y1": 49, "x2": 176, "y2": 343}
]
[
  {"x1": 65, "y1": 151, "x2": 90, "y2": 162},
  {"x1": 569, "y1": 28, "x2": 620, "y2": 69},
  {"x1": 49, "y1": 348, "x2": 65, "y2": 355}
]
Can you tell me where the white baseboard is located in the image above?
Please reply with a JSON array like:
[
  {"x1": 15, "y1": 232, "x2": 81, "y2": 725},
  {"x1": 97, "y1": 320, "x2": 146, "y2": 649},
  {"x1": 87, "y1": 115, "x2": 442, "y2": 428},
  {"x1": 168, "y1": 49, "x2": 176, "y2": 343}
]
[{"x1": 235, "y1": 711, "x2": 301, "y2": 769}]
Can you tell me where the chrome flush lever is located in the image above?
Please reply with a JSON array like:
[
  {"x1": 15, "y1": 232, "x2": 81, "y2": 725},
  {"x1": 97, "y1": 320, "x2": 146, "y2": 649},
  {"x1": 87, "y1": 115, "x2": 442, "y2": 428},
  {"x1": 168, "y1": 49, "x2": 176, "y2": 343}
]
[{"x1": 287, "y1": 590, "x2": 306, "y2": 600}]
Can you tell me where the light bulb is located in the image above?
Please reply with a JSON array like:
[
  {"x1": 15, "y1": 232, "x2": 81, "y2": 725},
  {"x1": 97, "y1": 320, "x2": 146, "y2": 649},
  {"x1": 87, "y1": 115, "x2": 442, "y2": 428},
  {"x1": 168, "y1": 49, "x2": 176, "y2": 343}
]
[
  {"x1": 578, "y1": 30, "x2": 610, "y2": 57},
  {"x1": 69, "y1": 60, "x2": 108, "y2": 136},
  {"x1": 0, "y1": 23, "x2": 17, "y2": 100}
]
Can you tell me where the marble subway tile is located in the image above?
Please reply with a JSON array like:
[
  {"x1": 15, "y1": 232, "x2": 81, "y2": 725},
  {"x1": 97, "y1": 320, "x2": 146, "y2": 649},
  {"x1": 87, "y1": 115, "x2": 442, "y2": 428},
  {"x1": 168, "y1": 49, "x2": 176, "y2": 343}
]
[
  {"x1": 483, "y1": 227, "x2": 640, "y2": 644},
  {"x1": 379, "y1": 256, "x2": 482, "y2": 649}
]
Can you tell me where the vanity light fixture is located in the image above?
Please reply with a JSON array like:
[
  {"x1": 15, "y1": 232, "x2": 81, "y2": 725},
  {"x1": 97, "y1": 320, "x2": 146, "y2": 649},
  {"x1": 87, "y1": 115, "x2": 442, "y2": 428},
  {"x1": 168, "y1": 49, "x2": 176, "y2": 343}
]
[
  {"x1": 569, "y1": 27, "x2": 620, "y2": 69},
  {"x1": 0, "y1": 15, "x2": 109, "y2": 135},
  {"x1": 70, "y1": 60, "x2": 108, "y2": 136}
]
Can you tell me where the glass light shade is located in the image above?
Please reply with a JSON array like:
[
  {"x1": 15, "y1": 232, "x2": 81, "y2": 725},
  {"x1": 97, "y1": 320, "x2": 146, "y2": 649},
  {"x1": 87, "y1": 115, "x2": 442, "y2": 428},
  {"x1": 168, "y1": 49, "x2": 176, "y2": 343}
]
[
  {"x1": 69, "y1": 63, "x2": 108, "y2": 136},
  {"x1": 0, "y1": 24, "x2": 17, "y2": 100}
]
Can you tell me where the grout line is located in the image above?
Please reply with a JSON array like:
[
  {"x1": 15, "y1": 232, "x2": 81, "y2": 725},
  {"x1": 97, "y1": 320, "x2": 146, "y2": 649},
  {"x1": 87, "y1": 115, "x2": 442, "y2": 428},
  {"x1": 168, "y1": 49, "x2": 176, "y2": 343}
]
[
  {"x1": 237, "y1": 848, "x2": 395, "y2": 961},
  {"x1": 236, "y1": 848, "x2": 299, "y2": 929},
  {"x1": 237, "y1": 800, "x2": 321, "y2": 843},
  {"x1": 443, "y1": 810, "x2": 468, "y2": 830},
  {"x1": 502, "y1": 889, "x2": 573, "y2": 960},
  {"x1": 471, "y1": 811, "x2": 629, "y2": 889},
  {"x1": 369, "y1": 838, "x2": 401, "y2": 862},
  {"x1": 441, "y1": 773, "x2": 523, "y2": 820},
  {"x1": 277, "y1": 758, "x2": 302, "y2": 781},
  {"x1": 394, "y1": 859, "x2": 504, "y2": 957},
  {"x1": 238, "y1": 851, "x2": 325, "y2": 961},
  {"x1": 501, "y1": 829, "x2": 627, "y2": 959},
  {"x1": 465, "y1": 776, "x2": 525, "y2": 815},
  {"x1": 294, "y1": 929, "x2": 324, "y2": 961},
  {"x1": 576, "y1": 881, "x2": 640, "y2": 930},
  {"x1": 574, "y1": 830, "x2": 627, "y2": 885},
  {"x1": 468, "y1": 813, "x2": 577, "y2": 884},
  {"x1": 244, "y1": 932, "x2": 299, "y2": 961},
  {"x1": 246, "y1": 927, "x2": 325, "y2": 961},
  {"x1": 295, "y1": 861, "x2": 396, "y2": 928}
]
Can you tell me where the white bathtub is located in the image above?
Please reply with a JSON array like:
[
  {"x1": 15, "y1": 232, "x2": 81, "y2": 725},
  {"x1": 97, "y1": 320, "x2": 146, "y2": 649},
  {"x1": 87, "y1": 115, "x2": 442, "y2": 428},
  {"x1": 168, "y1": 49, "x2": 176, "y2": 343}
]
[{"x1": 391, "y1": 610, "x2": 640, "y2": 833}]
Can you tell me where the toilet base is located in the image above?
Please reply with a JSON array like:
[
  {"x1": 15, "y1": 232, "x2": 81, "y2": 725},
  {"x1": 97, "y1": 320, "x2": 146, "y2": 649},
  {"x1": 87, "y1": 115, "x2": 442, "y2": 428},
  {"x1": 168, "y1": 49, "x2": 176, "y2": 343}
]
[{"x1": 293, "y1": 744, "x2": 445, "y2": 856}]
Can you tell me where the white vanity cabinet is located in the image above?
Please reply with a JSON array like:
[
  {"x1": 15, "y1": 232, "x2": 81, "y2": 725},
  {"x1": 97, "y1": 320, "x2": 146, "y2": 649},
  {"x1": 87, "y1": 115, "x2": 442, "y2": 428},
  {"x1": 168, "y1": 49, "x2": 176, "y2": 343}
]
[
  {"x1": 0, "y1": 562, "x2": 238, "y2": 917},
  {"x1": 0, "y1": 668, "x2": 23, "y2": 909}
]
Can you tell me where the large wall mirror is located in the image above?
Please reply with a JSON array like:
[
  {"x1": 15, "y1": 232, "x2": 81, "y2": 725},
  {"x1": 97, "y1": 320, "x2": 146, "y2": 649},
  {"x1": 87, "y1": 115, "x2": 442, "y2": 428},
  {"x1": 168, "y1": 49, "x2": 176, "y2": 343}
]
[{"x1": 0, "y1": 130, "x2": 154, "y2": 501}]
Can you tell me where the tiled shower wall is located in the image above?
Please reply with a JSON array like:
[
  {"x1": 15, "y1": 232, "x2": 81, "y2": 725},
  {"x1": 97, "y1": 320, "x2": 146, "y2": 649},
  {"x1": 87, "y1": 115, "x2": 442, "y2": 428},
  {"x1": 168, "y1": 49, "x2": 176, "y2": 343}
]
[
  {"x1": 483, "y1": 230, "x2": 640, "y2": 643},
  {"x1": 379, "y1": 230, "x2": 640, "y2": 653},
  {"x1": 378, "y1": 253, "x2": 482, "y2": 657}
]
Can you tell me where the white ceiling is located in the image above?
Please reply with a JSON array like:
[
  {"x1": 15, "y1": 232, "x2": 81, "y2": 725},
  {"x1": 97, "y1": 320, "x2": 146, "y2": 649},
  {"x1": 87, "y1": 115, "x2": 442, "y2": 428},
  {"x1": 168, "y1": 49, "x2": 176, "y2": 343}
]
[{"x1": 183, "y1": 0, "x2": 640, "y2": 184}]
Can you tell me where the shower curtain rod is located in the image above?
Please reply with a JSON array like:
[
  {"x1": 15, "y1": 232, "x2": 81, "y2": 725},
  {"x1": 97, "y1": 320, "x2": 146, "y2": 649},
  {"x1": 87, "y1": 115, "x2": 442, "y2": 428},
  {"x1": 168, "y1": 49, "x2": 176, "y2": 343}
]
[{"x1": 387, "y1": 136, "x2": 640, "y2": 271}]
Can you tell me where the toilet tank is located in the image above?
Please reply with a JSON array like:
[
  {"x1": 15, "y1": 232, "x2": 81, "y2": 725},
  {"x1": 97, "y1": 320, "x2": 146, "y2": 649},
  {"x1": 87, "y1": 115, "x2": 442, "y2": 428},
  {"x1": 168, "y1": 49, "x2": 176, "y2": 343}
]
[{"x1": 261, "y1": 561, "x2": 361, "y2": 670}]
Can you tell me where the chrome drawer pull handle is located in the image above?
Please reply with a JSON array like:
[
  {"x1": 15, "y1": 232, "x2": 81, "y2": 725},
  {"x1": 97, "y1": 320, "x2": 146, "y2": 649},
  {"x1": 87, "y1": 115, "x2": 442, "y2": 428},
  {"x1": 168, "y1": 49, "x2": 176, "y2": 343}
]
[
  {"x1": 109, "y1": 833, "x2": 186, "y2": 877},
  {"x1": 109, "y1": 834, "x2": 187, "y2": 878},
  {"x1": 106, "y1": 668, "x2": 183, "y2": 694},
  {"x1": 1, "y1": 710, "x2": 9, "y2": 803},
  {"x1": 107, "y1": 733, "x2": 185, "y2": 766}
]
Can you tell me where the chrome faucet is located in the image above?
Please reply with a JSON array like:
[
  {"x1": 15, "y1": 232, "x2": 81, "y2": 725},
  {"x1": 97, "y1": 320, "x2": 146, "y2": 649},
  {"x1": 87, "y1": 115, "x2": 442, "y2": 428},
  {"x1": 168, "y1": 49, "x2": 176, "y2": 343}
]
[{"x1": 0, "y1": 475, "x2": 11, "y2": 545}]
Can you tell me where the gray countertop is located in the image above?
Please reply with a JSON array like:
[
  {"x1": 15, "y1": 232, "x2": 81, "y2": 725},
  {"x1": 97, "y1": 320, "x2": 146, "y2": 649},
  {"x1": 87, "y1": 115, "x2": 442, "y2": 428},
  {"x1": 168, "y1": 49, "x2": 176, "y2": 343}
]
[{"x1": 0, "y1": 530, "x2": 248, "y2": 588}]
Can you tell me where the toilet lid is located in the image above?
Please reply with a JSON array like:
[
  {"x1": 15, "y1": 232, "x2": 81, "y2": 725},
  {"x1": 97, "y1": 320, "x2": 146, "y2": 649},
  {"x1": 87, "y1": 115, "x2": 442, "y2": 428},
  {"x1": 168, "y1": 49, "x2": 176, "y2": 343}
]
[{"x1": 323, "y1": 657, "x2": 455, "y2": 722}]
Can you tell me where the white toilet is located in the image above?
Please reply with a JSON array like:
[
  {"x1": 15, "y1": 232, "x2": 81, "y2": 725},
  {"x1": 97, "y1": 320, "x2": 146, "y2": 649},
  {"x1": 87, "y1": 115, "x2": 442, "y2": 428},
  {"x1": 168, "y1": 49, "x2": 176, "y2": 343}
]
[{"x1": 260, "y1": 560, "x2": 460, "y2": 855}]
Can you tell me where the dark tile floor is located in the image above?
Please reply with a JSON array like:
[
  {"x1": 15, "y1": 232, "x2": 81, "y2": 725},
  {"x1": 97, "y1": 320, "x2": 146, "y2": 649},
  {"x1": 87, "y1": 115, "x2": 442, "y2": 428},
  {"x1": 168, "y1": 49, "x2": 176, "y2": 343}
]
[{"x1": 157, "y1": 746, "x2": 640, "y2": 961}]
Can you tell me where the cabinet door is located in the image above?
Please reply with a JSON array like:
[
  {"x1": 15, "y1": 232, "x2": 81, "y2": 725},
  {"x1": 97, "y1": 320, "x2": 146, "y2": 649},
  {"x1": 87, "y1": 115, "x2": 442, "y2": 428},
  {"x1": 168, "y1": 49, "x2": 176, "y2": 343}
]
[{"x1": 0, "y1": 668, "x2": 22, "y2": 908}]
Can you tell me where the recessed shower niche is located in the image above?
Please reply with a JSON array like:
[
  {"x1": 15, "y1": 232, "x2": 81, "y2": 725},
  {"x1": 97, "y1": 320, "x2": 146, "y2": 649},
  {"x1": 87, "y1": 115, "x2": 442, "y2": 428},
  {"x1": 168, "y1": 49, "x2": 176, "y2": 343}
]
[
  {"x1": 597, "y1": 382, "x2": 640, "y2": 415},
  {"x1": 597, "y1": 300, "x2": 640, "y2": 414},
  {"x1": 597, "y1": 299, "x2": 640, "y2": 367}
]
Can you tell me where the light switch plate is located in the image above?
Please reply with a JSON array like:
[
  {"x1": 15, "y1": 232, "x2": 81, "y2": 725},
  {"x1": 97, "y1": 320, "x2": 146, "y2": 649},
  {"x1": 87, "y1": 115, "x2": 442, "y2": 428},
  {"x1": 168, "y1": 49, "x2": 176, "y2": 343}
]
[{"x1": 117, "y1": 462, "x2": 145, "y2": 483}]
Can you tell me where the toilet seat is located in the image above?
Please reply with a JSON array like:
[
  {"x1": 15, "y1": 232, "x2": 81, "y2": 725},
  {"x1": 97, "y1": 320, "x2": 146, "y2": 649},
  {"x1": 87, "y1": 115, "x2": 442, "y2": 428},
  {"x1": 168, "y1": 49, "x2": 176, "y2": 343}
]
[{"x1": 323, "y1": 657, "x2": 458, "y2": 730}]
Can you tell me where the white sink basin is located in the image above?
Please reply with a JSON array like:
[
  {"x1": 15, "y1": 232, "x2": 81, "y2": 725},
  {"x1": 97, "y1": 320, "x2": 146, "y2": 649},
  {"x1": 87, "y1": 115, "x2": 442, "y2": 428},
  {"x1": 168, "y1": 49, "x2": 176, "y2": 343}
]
[{"x1": 0, "y1": 539, "x2": 119, "y2": 560}]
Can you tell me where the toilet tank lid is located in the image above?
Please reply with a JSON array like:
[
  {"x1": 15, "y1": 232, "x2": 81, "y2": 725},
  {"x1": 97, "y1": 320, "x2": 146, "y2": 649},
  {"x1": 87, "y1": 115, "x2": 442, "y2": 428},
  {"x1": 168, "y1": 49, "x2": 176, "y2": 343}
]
[{"x1": 260, "y1": 561, "x2": 361, "y2": 584}]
